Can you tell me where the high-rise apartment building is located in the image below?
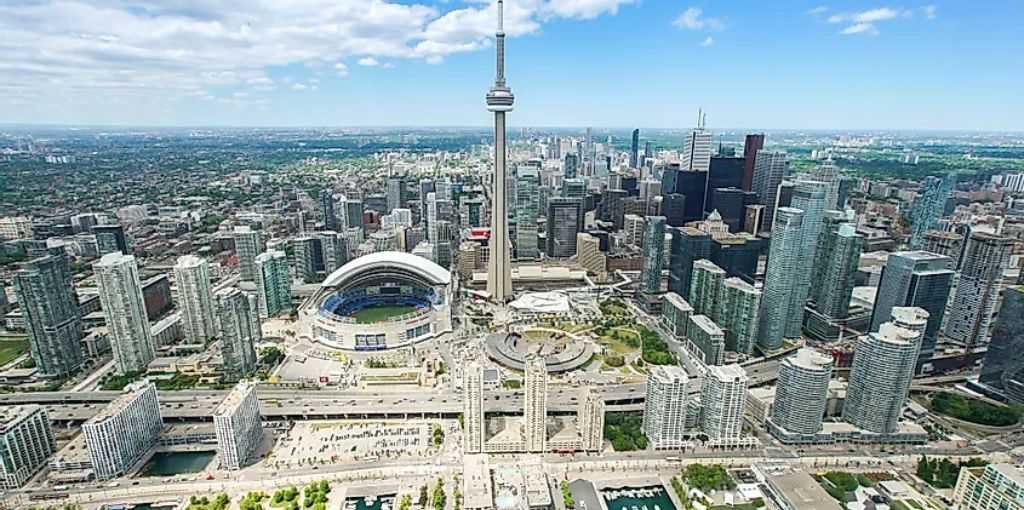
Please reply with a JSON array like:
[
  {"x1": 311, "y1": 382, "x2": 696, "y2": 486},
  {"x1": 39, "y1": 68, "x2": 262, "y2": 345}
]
[
  {"x1": 83, "y1": 380, "x2": 163, "y2": 480},
  {"x1": 215, "y1": 288, "x2": 260, "y2": 381},
  {"x1": 174, "y1": 255, "x2": 216, "y2": 344},
  {"x1": 770, "y1": 348, "x2": 833, "y2": 437},
  {"x1": 214, "y1": 382, "x2": 263, "y2": 470},
  {"x1": 686, "y1": 314, "x2": 725, "y2": 365},
  {"x1": 785, "y1": 180, "x2": 828, "y2": 337},
  {"x1": 0, "y1": 405, "x2": 55, "y2": 489},
  {"x1": 810, "y1": 213, "x2": 862, "y2": 320},
  {"x1": 546, "y1": 198, "x2": 582, "y2": 258},
  {"x1": 700, "y1": 364, "x2": 748, "y2": 442},
  {"x1": 387, "y1": 177, "x2": 405, "y2": 213},
  {"x1": 908, "y1": 175, "x2": 953, "y2": 250},
  {"x1": 869, "y1": 251, "x2": 954, "y2": 367},
  {"x1": 577, "y1": 386, "x2": 605, "y2": 452},
  {"x1": 688, "y1": 259, "x2": 725, "y2": 317},
  {"x1": 923, "y1": 230, "x2": 965, "y2": 269},
  {"x1": 233, "y1": 226, "x2": 263, "y2": 282},
  {"x1": 630, "y1": 129, "x2": 640, "y2": 169},
  {"x1": 463, "y1": 362, "x2": 485, "y2": 453},
  {"x1": 320, "y1": 189, "x2": 338, "y2": 231},
  {"x1": 639, "y1": 216, "x2": 667, "y2": 294},
  {"x1": 642, "y1": 365, "x2": 690, "y2": 450},
  {"x1": 842, "y1": 323, "x2": 920, "y2": 434},
  {"x1": 624, "y1": 214, "x2": 645, "y2": 247},
  {"x1": 95, "y1": 253, "x2": 155, "y2": 374},
  {"x1": 254, "y1": 250, "x2": 291, "y2": 318},
  {"x1": 750, "y1": 150, "x2": 788, "y2": 230},
  {"x1": 292, "y1": 236, "x2": 320, "y2": 283},
  {"x1": 945, "y1": 232, "x2": 1012, "y2": 347},
  {"x1": 523, "y1": 354, "x2": 547, "y2": 452},
  {"x1": 953, "y1": 463, "x2": 1024, "y2": 510},
  {"x1": 576, "y1": 233, "x2": 608, "y2": 282},
  {"x1": 13, "y1": 252, "x2": 84, "y2": 377},
  {"x1": 981, "y1": 286, "x2": 1024, "y2": 404},
  {"x1": 717, "y1": 277, "x2": 761, "y2": 355},
  {"x1": 758, "y1": 207, "x2": 804, "y2": 351}
]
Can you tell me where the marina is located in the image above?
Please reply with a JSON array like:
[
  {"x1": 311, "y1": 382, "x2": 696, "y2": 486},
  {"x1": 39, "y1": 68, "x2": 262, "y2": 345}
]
[{"x1": 600, "y1": 485, "x2": 675, "y2": 510}]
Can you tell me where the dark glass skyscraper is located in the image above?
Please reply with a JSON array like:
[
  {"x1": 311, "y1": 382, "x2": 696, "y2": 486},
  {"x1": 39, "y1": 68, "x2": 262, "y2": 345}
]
[
  {"x1": 980, "y1": 286, "x2": 1024, "y2": 404},
  {"x1": 320, "y1": 189, "x2": 337, "y2": 231},
  {"x1": 13, "y1": 251, "x2": 84, "y2": 377},
  {"x1": 668, "y1": 226, "x2": 712, "y2": 297},
  {"x1": 546, "y1": 198, "x2": 582, "y2": 258},
  {"x1": 707, "y1": 156, "x2": 745, "y2": 212},
  {"x1": 630, "y1": 129, "x2": 640, "y2": 168},
  {"x1": 92, "y1": 224, "x2": 129, "y2": 255},
  {"x1": 741, "y1": 134, "x2": 765, "y2": 192}
]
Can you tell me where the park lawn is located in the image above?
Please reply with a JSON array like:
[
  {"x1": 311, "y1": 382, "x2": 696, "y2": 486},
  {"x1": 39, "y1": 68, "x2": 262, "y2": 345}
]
[
  {"x1": 0, "y1": 338, "x2": 30, "y2": 366},
  {"x1": 596, "y1": 335, "x2": 638, "y2": 355},
  {"x1": 352, "y1": 305, "x2": 417, "y2": 324}
]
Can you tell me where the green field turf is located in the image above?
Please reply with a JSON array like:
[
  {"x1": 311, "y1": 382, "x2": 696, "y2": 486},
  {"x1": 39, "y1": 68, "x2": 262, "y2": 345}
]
[
  {"x1": 352, "y1": 305, "x2": 417, "y2": 324},
  {"x1": 0, "y1": 338, "x2": 30, "y2": 367}
]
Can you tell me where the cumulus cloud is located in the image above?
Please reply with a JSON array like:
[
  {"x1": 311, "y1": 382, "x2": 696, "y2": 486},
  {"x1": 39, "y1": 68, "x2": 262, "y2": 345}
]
[
  {"x1": 358, "y1": 57, "x2": 381, "y2": 67},
  {"x1": 0, "y1": 0, "x2": 635, "y2": 109},
  {"x1": 700, "y1": 36, "x2": 714, "y2": 47},
  {"x1": 673, "y1": 7, "x2": 724, "y2": 31}
]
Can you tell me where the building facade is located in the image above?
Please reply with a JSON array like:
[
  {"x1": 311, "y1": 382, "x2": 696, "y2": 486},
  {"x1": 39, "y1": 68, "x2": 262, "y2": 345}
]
[
  {"x1": 255, "y1": 250, "x2": 291, "y2": 318},
  {"x1": 953, "y1": 464, "x2": 1024, "y2": 510},
  {"x1": 638, "y1": 216, "x2": 667, "y2": 294},
  {"x1": 980, "y1": 286, "x2": 1024, "y2": 404},
  {"x1": 642, "y1": 365, "x2": 690, "y2": 449},
  {"x1": 233, "y1": 226, "x2": 263, "y2": 283},
  {"x1": 757, "y1": 207, "x2": 804, "y2": 351},
  {"x1": 13, "y1": 251, "x2": 84, "y2": 377},
  {"x1": 688, "y1": 259, "x2": 725, "y2": 317},
  {"x1": 0, "y1": 405, "x2": 55, "y2": 489},
  {"x1": 174, "y1": 255, "x2": 217, "y2": 344},
  {"x1": 700, "y1": 364, "x2": 748, "y2": 442},
  {"x1": 770, "y1": 348, "x2": 833, "y2": 437},
  {"x1": 215, "y1": 288, "x2": 260, "y2": 381},
  {"x1": 523, "y1": 354, "x2": 547, "y2": 452},
  {"x1": 842, "y1": 323, "x2": 921, "y2": 434},
  {"x1": 83, "y1": 380, "x2": 163, "y2": 480},
  {"x1": 945, "y1": 232, "x2": 1012, "y2": 347},
  {"x1": 717, "y1": 277, "x2": 761, "y2": 355},
  {"x1": 95, "y1": 253, "x2": 156, "y2": 374},
  {"x1": 546, "y1": 198, "x2": 583, "y2": 258},
  {"x1": 214, "y1": 382, "x2": 263, "y2": 470}
]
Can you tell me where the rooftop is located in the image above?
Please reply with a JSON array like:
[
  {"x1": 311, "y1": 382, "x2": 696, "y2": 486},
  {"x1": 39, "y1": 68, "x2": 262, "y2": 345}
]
[
  {"x1": 86, "y1": 380, "x2": 156, "y2": 425},
  {"x1": 763, "y1": 468, "x2": 842, "y2": 510},
  {"x1": 215, "y1": 381, "x2": 257, "y2": 416},
  {"x1": 0, "y1": 404, "x2": 44, "y2": 433}
]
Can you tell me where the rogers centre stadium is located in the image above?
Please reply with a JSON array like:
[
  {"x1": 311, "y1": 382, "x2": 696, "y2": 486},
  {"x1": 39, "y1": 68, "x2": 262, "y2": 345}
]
[{"x1": 298, "y1": 251, "x2": 453, "y2": 351}]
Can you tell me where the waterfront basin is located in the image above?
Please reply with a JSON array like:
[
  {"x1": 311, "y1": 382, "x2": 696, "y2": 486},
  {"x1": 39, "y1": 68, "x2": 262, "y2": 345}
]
[{"x1": 141, "y1": 451, "x2": 216, "y2": 476}]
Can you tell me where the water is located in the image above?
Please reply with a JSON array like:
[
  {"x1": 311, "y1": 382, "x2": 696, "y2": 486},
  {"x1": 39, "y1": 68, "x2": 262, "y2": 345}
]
[
  {"x1": 141, "y1": 451, "x2": 215, "y2": 476},
  {"x1": 346, "y1": 494, "x2": 396, "y2": 510},
  {"x1": 602, "y1": 485, "x2": 677, "y2": 510}
]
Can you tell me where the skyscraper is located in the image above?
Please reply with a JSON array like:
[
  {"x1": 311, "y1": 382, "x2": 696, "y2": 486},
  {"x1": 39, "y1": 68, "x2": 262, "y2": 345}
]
[
  {"x1": 700, "y1": 364, "x2": 748, "y2": 442},
  {"x1": 842, "y1": 322, "x2": 921, "y2": 434},
  {"x1": 174, "y1": 255, "x2": 216, "y2": 344},
  {"x1": 320, "y1": 189, "x2": 337, "y2": 231},
  {"x1": 945, "y1": 232, "x2": 1012, "y2": 347},
  {"x1": 809, "y1": 213, "x2": 862, "y2": 320},
  {"x1": 811, "y1": 157, "x2": 843, "y2": 210},
  {"x1": 668, "y1": 227, "x2": 712, "y2": 297},
  {"x1": 717, "y1": 277, "x2": 761, "y2": 355},
  {"x1": 869, "y1": 251, "x2": 954, "y2": 366},
  {"x1": 686, "y1": 314, "x2": 725, "y2": 365},
  {"x1": 386, "y1": 177, "x2": 405, "y2": 213},
  {"x1": 751, "y1": 150, "x2": 788, "y2": 230},
  {"x1": 546, "y1": 198, "x2": 582, "y2": 258},
  {"x1": 233, "y1": 226, "x2": 263, "y2": 282},
  {"x1": 95, "y1": 253, "x2": 155, "y2": 374},
  {"x1": 689, "y1": 259, "x2": 725, "y2": 316},
  {"x1": 642, "y1": 365, "x2": 690, "y2": 450},
  {"x1": 908, "y1": 175, "x2": 953, "y2": 250},
  {"x1": 215, "y1": 288, "x2": 260, "y2": 381},
  {"x1": 758, "y1": 207, "x2": 804, "y2": 351},
  {"x1": 770, "y1": 348, "x2": 833, "y2": 437},
  {"x1": 681, "y1": 110, "x2": 712, "y2": 172},
  {"x1": 981, "y1": 286, "x2": 1024, "y2": 404},
  {"x1": 740, "y1": 134, "x2": 765, "y2": 192},
  {"x1": 786, "y1": 180, "x2": 828, "y2": 337},
  {"x1": 523, "y1": 354, "x2": 547, "y2": 452},
  {"x1": 639, "y1": 216, "x2": 667, "y2": 294},
  {"x1": 515, "y1": 167, "x2": 540, "y2": 259},
  {"x1": 486, "y1": 0, "x2": 514, "y2": 302},
  {"x1": 463, "y1": 362, "x2": 485, "y2": 453},
  {"x1": 13, "y1": 252, "x2": 84, "y2": 377},
  {"x1": 214, "y1": 381, "x2": 263, "y2": 470},
  {"x1": 630, "y1": 129, "x2": 640, "y2": 169},
  {"x1": 255, "y1": 250, "x2": 290, "y2": 318}
]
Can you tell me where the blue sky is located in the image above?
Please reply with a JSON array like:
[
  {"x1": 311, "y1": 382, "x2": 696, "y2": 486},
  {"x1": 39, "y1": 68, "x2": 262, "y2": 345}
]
[{"x1": 1, "y1": 0, "x2": 1021, "y2": 130}]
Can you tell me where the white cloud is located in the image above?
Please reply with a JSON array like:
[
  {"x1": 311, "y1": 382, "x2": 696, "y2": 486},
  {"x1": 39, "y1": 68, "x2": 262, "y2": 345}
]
[
  {"x1": 358, "y1": 57, "x2": 381, "y2": 67},
  {"x1": 0, "y1": 0, "x2": 635, "y2": 109},
  {"x1": 291, "y1": 83, "x2": 308, "y2": 91},
  {"x1": 825, "y1": 6, "x2": 930, "y2": 35},
  {"x1": 673, "y1": 7, "x2": 724, "y2": 31},
  {"x1": 700, "y1": 36, "x2": 714, "y2": 47},
  {"x1": 807, "y1": 6, "x2": 829, "y2": 16}
]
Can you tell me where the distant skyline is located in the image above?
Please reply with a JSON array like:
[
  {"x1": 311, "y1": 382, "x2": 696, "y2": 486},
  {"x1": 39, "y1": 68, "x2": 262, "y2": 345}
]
[{"x1": 2, "y1": 1, "x2": 1022, "y2": 131}]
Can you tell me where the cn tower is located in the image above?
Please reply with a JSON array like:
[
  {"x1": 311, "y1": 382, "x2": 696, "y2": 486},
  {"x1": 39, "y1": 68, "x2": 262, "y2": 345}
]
[{"x1": 486, "y1": 0, "x2": 514, "y2": 302}]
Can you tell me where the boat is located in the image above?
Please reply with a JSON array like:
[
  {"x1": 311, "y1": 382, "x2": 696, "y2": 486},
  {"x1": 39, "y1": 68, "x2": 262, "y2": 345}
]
[{"x1": 654, "y1": 505, "x2": 661, "y2": 510}]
